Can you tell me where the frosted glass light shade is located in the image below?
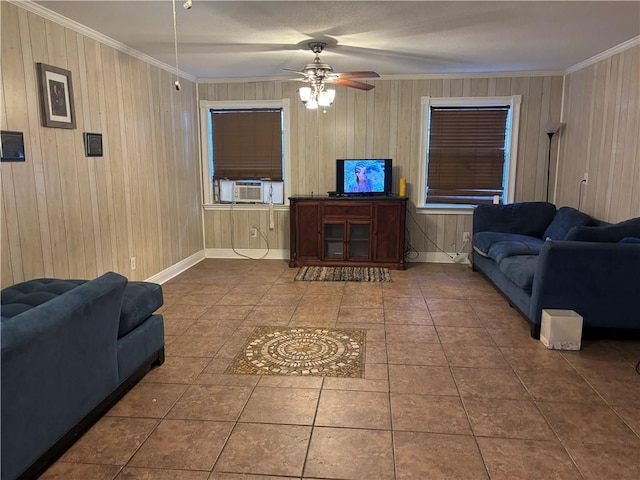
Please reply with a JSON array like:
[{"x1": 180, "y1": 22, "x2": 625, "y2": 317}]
[
  {"x1": 299, "y1": 86, "x2": 312, "y2": 102},
  {"x1": 306, "y1": 98, "x2": 318, "y2": 109}
]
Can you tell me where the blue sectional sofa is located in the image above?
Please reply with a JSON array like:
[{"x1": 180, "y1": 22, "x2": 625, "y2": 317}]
[
  {"x1": 472, "y1": 202, "x2": 640, "y2": 338},
  {"x1": 1, "y1": 272, "x2": 165, "y2": 480}
]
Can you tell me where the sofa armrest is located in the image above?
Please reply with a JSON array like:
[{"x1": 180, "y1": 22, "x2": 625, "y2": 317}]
[
  {"x1": 1, "y1": 272, "x2": 127, "y2": 480},
  {"x1": 473, "y1": 202, "x2": 557, "y2": 237},
  {"x1": 530, "y1": 241, "x2": 640, "y2": 329}
]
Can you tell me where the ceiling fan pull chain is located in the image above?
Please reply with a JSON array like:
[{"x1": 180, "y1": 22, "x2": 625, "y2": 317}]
[{"x1": 172, "y1": 0, "x2": 181, "y2": 91}]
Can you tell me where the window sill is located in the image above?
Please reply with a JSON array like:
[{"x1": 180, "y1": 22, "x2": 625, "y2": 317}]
[
  {"x1": 203, "y1": 203, "x2": 289, "y2": 211},
  {"x1": 416, "y1": 204, "x2": 476, "y2": 215}
]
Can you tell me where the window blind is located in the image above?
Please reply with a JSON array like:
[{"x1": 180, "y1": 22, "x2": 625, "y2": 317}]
[
  {"x1": 427, "y1": 106, "x2": 509, "y2": 204},
  {"x1": 211, "y1": 109, "x2": 283, "y2": 180}
]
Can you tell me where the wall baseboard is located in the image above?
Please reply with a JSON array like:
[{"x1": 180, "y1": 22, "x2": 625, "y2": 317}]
[
  {"x1": 145, "y1": 250, "x2": 206, "y2": 284},
  {"x1": 407, "y1": 252, "x2": 471, "y2": 264},
  {"x1": 205, "y1": 248, "x2": 289, "y2": 260}
]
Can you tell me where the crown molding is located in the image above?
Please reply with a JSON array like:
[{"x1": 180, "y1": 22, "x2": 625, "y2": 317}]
[
  {"x1": 10, "y1": 0, "x2": 197, "y2": 83},
  {"x1": 565, "y1": 36, "x2": 640, "y2": 74}
]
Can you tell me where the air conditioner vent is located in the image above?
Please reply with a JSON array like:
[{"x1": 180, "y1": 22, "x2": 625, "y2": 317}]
[{"x1": 234, "y1": 181, "x2": 263, "y2": 203}]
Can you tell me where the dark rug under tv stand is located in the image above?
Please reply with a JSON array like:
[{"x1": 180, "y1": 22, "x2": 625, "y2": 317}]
[{"x1": 289, "y1": 195, "x2": 407, "y2": 270}]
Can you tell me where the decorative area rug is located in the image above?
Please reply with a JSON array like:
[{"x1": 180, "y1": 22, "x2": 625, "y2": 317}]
[
  {"x1": 294, "y1": 266, "x2": 392, "y2": 282},
  {"x1": 226, "y1": 326, "x2": 366, "y2": 377}
]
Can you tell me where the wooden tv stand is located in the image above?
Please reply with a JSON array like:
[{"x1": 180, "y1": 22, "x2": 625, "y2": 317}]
[{"x1": 289, "y1": 196, "x2": 407, "y2": 270}]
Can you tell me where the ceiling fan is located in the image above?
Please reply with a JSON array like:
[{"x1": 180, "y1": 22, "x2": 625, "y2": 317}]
[{"x1": 287, "y1": 42, "x2": 380, "y2": 110}]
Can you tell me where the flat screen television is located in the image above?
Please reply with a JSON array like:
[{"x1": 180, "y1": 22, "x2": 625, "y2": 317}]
[{"x1": 336, "y1": 159, "x2": 393, "y2": 196}]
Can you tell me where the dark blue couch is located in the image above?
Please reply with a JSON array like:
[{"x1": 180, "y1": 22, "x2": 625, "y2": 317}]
[
  {"x1": 1, "y1": 272, "x2": 165, "y2": 480},
  {"x1": 472, "y1": 202, "x2": 640, "y2": 338}
]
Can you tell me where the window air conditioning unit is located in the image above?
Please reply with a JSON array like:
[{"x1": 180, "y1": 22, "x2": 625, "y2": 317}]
[
  {"x1": 234, "y1": 181, "x2": 263, "y2": 203},
  {"x1": 218, "y1": 180, "x2": 264, "y2": 203}
]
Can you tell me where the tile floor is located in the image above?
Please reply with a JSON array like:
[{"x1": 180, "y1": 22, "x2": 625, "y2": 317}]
[{"x1": 41, "y1": 259, "x2": 640, "y2": 480}]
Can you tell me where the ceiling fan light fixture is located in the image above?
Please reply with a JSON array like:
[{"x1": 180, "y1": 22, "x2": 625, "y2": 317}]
[
  {"x1": 306, "y1": 98, "x2": 318, "y2": 110},
  {"x1": 299, "y1": 86, "x2": 312, "y2": 103},
  {"x1": 318, "y1": 90, "x2": 332, "y2": 107}
]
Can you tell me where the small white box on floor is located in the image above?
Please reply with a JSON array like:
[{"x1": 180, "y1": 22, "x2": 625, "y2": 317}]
[{"x1": 540, "y1": 309, "x2": 583, "y2": 350}]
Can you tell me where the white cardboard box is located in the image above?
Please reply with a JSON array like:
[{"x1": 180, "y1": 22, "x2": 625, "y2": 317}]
[{"x1": 540, "y1": 309, "x2": 583, "y2": 350}]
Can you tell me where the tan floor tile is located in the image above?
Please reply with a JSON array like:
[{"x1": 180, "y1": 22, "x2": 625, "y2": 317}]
[
  {"x1": 391, "y1": 394, "x2": 471, "y2": 434},
  {"x1": 477, "y1": 437, "x2": 582, "y2": 480},
  {"x1": 430, "y1": 310, "x2": 483, "y2": 327},
  {"x1": 340, "y1": 293, "x2": 384, "y2": 307},
  {"x1": 238, "y1": 387, "x2": 319, "y2": 425},
  {"x1": 384, "y1": 296, "x2": 428, "y2": 311},
  {"x1": 315, "y1": 390, "x2": 391, "y2": 429},
  {"x1": 106, "y1": 382, "x2": 188, "y2": 418},
  {"x1": 209, "y1": 474, "x2": 291, "y2": 480},
  {"x1": 163, "y1": 318, "x2": 197, "y2": 336},
  {"x1": 289, "y1": 305, "x2": 339, "y2": 324},
  {"x1": 200, "y1": 305, "x2": 253, "y2": 320},
  {"x1": 537, "y1": 401, "x2": 640, "y2": 445},
  {"x1": 517, "y1": 370, "x2": 603, "y2": 404},
  {"x1": 463, "y1": 397, "x2": 555, "y2": 440},
  {"x1": 193, "y1": 373, "x2": 260, "y2": 387},
  {"x1": 297, "y1": 293, "x2": 343, "y2": 308},
  {"x1": 61, "y1": 417, "x2": 158, "y2": 465},
  {"x1": 257, "y1": 375, "x2": 324, "y2": 389},
  {"x1": 183, "y1": 320, "x2": 242, "y2": 337},
  {"x1": 443, "y1": 344, "x2": 509, "y2": 368},
  {"x1": 216, "y1": 292, "x2": 262, "y2": 306},
  {"x1": 564, "y1": 442, "x2": 640, "y2": 480},
  {"x1": 387, "y1": 341, "x2": 448, "y2": 366},
  {"x1": 579, "y1": 373, "x2": 640, "y2": 407},
  {"x1": 499, "y1": 346, "x2": 575, "y2": 372},
  {"x1": 128, "y1": 419, "x2": 233, "y2": 470},
  {"x1": 421, "y1": 284, "x2": 466, "y2": 299},
  {"x1": 179, "y1": 293, "x2": 225, "y2": 306},
  {"x1": 167, "y1": 384, "x2": 253, "y2": 421},
  {"x1": 161, "y1": 304, "x2": 209, "y2": 318},
  {"x1": 257, "y1": 292, "x2": 303, "y2": 306},
  {"x1": 394, "y1": 431, "x2": 488, "y2": 480},
  {"x1": 166, "y1": 335, "x2": 227, "y2": 357},
  {"x1": 214, "y1": 423, "x2": 311, "y2": 477},
  {"x1": 426, "y1": 298, "x2": 474, "y2": 312},
  {"x1": 365, "y1": 341, "x2": 388, "y2": 363},
  {"x1": 486, "y1": 326, "x2": 545, "y2": 348},
  {"x1": 385, "y1": 324, "x2": 439, "y2": 343},
  {"x1": 365, "y1": 363, "x2": 389, "y2": 380},
  {"x1": 613, "y1": 405, "x2": 640, "y2": 436},
  {"x1": 305, "y1": 427, "x2": 394, "y2": 479},
  {"x1": 389, "y1": 365, "x2": 457, "y2": 395},
  {"x1": 142, "y1": 356, "x2": 209, "y2": 384},
  {"x1": 337, "y1": 306, "x2": 385, "y2": 323},
  {"x1": 323, "y1": 376, "x2": 390, "y2": 392},
  {"x1": 117, "y1": 467, "x2": 210, "y2": 479},
  {"x1": 384, "y1": 309, "x2": 434, "y2": 325},
  {"x1": 40, "y1": 462, "x2": 120, "y2": 480},
  {"x1": 242, "y1": 305, "x2": 296, "y2": 324},
  {"x1": 436, "y1": 326, "x2": 496, "y2": 346},
  {"x1": 452, "y1": 367, "x2": 530, "y2": 400}
]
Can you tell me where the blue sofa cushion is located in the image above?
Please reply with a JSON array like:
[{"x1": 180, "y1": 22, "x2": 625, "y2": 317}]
[
  {"x1": 498, "y1": 255, "x2": 538, "y2": 292},
  {"x1": 473, "y1": 202, "x2": 557, "y2": 237},
  {"x1": 543, "y1": 207, "x2": 595, "y2": 240},
  {"x1": 119, "y1": 282, "x2": 163, "y2": 338},
  {"x1": 473, "y1": 232, "x2": 543, "y2": 257},
  {"x1": 620, "y1": 237, "x2": 640, "y2": 244},
  {"x1": 565, "y1": 217, "x2": 640, "y2": 242},
  {"x1": 0, "y1": 279, "x2": 86, "y2": 318},
  {"x1": 487, "y1": 240, "x2": 544, "y2": 263}
]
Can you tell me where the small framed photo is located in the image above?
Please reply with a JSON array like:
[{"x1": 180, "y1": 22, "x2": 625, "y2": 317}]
[
  {"x1": 1, "y1": 131, "x2": 26, "y2": 162},
  {"x1": 36, "y1": 62, "x2": 76, "y2": 129},
  {"x1": 84, "y1": 132, "x2": 103, "y2": 157}
]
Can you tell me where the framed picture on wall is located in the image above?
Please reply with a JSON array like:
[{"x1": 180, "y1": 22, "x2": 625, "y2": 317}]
[
  {"x1": 84, "y1": 132, "x2": 103, "y2": 157},
  {"x1": 1, "y1": 131, "x2": 26, "y2": 162},
  {"x1": 36, "y1": 63, "x2": 76, "y2": 129}
]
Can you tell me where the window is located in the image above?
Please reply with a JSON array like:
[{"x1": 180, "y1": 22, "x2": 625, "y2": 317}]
[
  {"x1": 418, "y1": 96, "x2": 521, "y2": 210},
  {"x1": 199, "y1": 99, "x2": 291, "y2": 206}
]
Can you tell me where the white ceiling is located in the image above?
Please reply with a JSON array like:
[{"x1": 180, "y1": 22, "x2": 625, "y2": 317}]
[{"x1": 32, "y1": 1, "x2": 640, "y2": 81}]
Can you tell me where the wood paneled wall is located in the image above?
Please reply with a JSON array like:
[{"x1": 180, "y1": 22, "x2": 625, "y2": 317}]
[
  {"x1": 558, "y1": 45, "x2": 640, "y2": 222},
  {"x1": 1, "y1": 3, "x2": 203, "y2": 288},
  {"x1": 199, "y1": 75, "x2": 564, "y2": 255}
]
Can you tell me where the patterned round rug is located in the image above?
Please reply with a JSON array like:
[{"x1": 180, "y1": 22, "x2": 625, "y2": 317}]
[{"x1": 226, "y1": 326, "x2": 366, "y2": 377}]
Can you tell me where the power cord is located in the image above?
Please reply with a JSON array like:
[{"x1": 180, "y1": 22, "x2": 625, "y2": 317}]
[
  {"x1": 406, "y1": 204, "x2": 468, "y2": 262},
  {"x1": 229, "y1": 203, "x2": 271, "y2": 260}
]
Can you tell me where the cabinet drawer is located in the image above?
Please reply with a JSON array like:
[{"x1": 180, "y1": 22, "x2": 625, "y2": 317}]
[{"x1": 323, "y1": 204, "x2": 372, "y2": 218}]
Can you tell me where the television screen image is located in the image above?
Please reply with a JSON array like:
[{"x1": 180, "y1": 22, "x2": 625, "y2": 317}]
[{"x1": 342, "y1": 159, "x2": 387, "y2": 194}]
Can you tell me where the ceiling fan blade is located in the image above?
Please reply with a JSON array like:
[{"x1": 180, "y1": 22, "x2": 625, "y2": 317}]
[
  {"x1": 329, "y1": 78, "x2": 376, "y2": 91},
  {"x1": 283, "y1": 68, "x2": 307, "y2": 76},
  {"x1": 335, "y1": 71, "x2": 380, "y2": 79}
]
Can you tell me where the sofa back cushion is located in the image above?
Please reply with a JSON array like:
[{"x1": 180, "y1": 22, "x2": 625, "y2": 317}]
[
  {"x1": 473, "y1": 202, "x2": 557, "y2": 237},
  {"x1": 565, "y1": 217, "x2": 640, "y2": 243},
  {"x1": 119, "y1": 282, "x2": 164, "y2": 338},
  {"x1": 1, "y1": 279, "x2": 87, "y2": 318},
  {"x1": 543, "y1": 207, "x2": 595, "y2": 240}
]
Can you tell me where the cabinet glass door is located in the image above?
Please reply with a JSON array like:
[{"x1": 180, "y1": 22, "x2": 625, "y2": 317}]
[
  {"x1": 348, "y1": 223, "x2": 370, "y2": 259},
  {"x1": 324, "y1": 223, "x2": 345, "y2": 259}
]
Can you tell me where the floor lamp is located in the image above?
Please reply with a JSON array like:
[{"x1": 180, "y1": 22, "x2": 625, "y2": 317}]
[{"x1": 545, "y1": 122, "x2": 564, "y2": 202}]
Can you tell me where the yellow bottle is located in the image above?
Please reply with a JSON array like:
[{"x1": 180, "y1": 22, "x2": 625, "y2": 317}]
[{"x1": 399, "y1": 177, "x2": 407, "y2": 197}]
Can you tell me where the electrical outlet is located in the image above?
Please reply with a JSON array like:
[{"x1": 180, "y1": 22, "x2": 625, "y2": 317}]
[
  {"x1": 463, "y1": 231, "x2": 470, "y2": 242},
  {"x1": 130, "y1": 257, "x2": 136, "y2": 270},
  {"x1": 250, "y1": 227, "x2": 257, "y2": 238},
  {"x1": 583, "y1": 172, "x2": 589, "y2": 184}
]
